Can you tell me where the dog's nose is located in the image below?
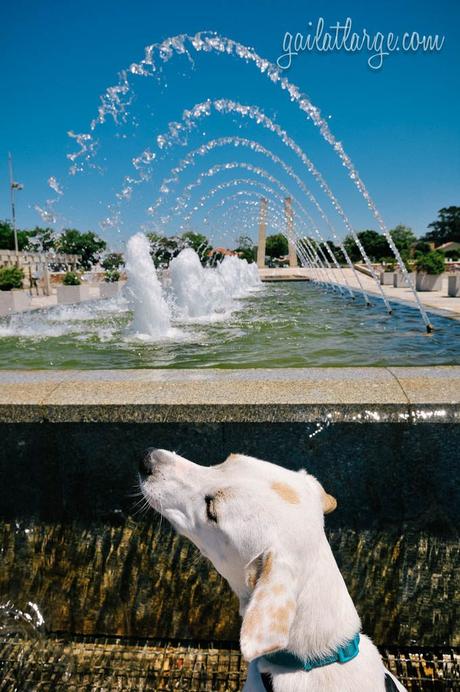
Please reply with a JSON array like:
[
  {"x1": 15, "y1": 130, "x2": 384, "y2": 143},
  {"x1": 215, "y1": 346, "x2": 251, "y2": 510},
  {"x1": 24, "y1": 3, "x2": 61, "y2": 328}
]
[{"x1": 139, "y1": 447, "x2": 157, "y2": 478}]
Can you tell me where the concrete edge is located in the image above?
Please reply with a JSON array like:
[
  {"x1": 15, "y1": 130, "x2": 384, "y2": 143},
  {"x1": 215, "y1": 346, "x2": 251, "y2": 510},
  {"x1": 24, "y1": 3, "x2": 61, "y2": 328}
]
[{"x1": 0, "y1": 367, "x2": 458, "y2": 423}]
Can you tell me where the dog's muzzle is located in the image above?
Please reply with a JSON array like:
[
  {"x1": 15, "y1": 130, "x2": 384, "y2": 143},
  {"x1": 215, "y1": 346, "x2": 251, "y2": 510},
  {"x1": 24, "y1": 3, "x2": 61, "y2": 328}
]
[{"x1": 139, "y1": 447, "x2": 158, "y2": 479}]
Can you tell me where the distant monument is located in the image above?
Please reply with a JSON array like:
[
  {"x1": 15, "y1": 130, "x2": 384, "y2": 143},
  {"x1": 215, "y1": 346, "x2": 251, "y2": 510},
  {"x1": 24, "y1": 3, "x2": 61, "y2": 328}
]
[
  {"x1": 257, "y1": 197, "x2": 267, "y2": 269},
  {"x1": 284, "y1": 197, "x2": 298, "y2": 268}
]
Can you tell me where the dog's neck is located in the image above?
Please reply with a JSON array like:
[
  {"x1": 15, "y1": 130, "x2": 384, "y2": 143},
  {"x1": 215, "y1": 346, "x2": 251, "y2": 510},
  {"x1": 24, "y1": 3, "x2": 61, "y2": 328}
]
[
  {"x1": 287, "y1": 533, "x2": 361, "y2": 660},
  {"x1": 236, "y1": 533, "x2": 361, "y2": 662}
]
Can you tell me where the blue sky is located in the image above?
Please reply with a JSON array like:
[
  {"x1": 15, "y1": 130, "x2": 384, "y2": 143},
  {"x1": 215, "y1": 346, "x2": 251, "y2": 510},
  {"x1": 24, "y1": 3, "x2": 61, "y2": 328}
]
[{"x1": 1, "y1": 0, "x2": 459, "y2": 249}]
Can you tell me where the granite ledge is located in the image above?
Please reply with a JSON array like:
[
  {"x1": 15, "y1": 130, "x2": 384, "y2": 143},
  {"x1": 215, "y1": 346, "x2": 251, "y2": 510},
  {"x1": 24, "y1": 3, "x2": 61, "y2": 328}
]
[{"x1": 0, "y1": 367, "x2": 458, "y2": 423}]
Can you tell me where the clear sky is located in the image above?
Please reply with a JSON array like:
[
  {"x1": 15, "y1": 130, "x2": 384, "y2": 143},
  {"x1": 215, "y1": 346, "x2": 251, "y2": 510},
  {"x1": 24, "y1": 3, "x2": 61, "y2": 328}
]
[{"x1": 1, "y1": 0, "x2": 459, "y2": 249}]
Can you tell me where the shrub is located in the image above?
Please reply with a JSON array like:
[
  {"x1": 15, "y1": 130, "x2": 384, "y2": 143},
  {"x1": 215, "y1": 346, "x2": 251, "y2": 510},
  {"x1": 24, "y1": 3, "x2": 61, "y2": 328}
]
[
  {"x1": 415, "y1": 251, "x2": 445, "y2": 275},
  {"x1": 381, "y1": 257, "x2": 396, "y2": 272},
  {"x1": 62, "y1": 271, "x2": 81, "y2": 286},
  {"x1": 101, "y1": 253, "x2": 124, "y2": 271},
  {"x1": 104, "y1": 269, "x2": 120, "y2": 283},
  {"x1": 0, "y1": 266, "x2": 24, "y2": 291}
]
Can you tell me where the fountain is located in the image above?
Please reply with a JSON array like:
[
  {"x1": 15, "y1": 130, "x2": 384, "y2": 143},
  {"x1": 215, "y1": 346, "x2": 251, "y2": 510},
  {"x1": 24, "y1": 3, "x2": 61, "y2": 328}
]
[
  {"x1": 125, "y1": 232, "x2": 172, "y2": 339},
  {"x1": 1, "y1": 28, "x2": 459, "y2": 692},
  {"x1": 169, "y1": 247, "x2": 230, "y2": 319}
]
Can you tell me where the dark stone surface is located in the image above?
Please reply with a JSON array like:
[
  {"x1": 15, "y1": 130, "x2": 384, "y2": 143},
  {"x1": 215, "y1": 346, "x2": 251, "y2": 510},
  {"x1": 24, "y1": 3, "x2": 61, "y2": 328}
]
[
  {"x1": 1, "y1": 420, "x2": 458, "y2": 647},
  {"x1": 0, "y1": 421, "x2": 458, "y2": 533},
  {"x1": 1, "y1": 520, "x2": 458, "y2": 646}
]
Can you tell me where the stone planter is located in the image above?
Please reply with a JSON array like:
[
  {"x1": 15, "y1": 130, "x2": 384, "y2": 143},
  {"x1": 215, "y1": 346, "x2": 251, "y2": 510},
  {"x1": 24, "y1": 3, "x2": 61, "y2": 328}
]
[
  {"x1": 448, "y1": 274, "x2": 460, "y2": 297},
  {"x1": 0, "y1": 289, "x2": 31, "y2": 316},
  {"x1": 99, "y1": 282, "x2": 121, "y2": 299},
  {"x1": 380, "y1": 271, "x2": 396, "y2": 285},
  {"x1": 415, "y1": 272, "x2": 443, "y2": 292},
  {"x1": 393, "y1": 272, "x2": 416, "y2": 288},
  {"x1": 57, "y1": 284, "x2": 92, "y2": 305}
]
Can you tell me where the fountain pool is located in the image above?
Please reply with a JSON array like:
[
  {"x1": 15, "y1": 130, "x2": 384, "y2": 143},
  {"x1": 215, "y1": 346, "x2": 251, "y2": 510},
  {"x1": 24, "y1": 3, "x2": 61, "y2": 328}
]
[{"x1": 0, "y1": 280, "x2": 459, "y2": 369}]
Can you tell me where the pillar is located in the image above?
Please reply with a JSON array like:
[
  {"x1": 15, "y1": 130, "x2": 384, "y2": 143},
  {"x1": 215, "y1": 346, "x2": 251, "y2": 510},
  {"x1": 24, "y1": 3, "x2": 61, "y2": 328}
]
[
  {"x1": 257, "y1": 197, "x2": 267, "y2": 269},
  {"x1": 285, "y1": 197, "x2": 297, "y2": 268}
]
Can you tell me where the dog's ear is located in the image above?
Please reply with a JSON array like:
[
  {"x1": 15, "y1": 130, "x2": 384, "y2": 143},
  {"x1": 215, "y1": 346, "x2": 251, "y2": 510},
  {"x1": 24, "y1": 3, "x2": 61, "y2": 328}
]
[
  {"x1": 321, "y1": 489, "x2": 337, "y2": 514},
  {"x1": 240, "y1": 549, "x2": 297, "y2": 662},
  {"x1": 301, "y1": 471, "x2": 337, "y2": 514}
]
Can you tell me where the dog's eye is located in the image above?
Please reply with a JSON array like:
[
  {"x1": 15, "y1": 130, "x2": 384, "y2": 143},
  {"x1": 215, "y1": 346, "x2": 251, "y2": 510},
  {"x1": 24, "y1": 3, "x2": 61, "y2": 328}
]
[{"x1": 205, "y1": 495, "x2": 218, "y2": 523}]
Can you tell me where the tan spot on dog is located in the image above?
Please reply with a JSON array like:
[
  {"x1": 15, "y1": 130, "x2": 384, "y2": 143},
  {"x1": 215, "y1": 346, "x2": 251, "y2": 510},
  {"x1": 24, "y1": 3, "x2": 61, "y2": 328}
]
[
  {"x1": 272, "y1": 621, "x2": 289, "y2": 636},
  {"x1": 271, "y1": 584, "x2": 285, "y2": 596},
  {"x1": 271, "y1": 482, "x2": 300, "y2": 505},
  {"x1": 241, "y1": 608, "x2": 260, "y2": 636}
]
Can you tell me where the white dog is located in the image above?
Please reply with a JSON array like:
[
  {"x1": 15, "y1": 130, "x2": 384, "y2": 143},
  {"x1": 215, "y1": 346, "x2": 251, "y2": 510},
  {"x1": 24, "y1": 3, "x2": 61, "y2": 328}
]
[{"x1": 139, "y1": 449, "x2": 406, "y2": 692}]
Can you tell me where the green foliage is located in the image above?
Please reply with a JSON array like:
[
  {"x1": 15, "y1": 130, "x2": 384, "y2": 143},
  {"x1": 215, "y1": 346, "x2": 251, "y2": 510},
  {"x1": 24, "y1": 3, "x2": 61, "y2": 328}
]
[
  {"x1": 104, "y1": 269, "x2": 120, "y2": 283},
  {"x1": 415, "y1": 251, "x2": 445, "y2": 275},
  {"x1": 320, "y1": 241, "x2": 345, "y2": 264},
  {"x1": 234, "y1": 235, "x2": 256, "y2": 263},
  {"x1": 413, "y1": 241, "x2": 432, "y2": 257},
  {"x1": 423, "y1": 206, "x2": 460, "y2": 245},
  {"x1": 26, "y1": 226, "x2": 57, "y2": 252},
  {"x1": 442, "y1": 248, "x2": 460, "y2": 260},
  {"x1": 101, "y1": 253, "x2": 124, "y2": 271},
  {"x1": 389, "y1": 225, "x2": 416, "y2": 252},
  {"x1": 0, "y1": 220, "x2": 30, "y2": 251},
  {"x1": 399, "y1": 249, "x2": 413, "y2": 273},
  {"x1": 382, "y1": 258, "x2": 396, "y2": 272},
  {"x1": 265, "y1": 233, "x2": 288, "y2": 258},
  {"x1": 181, "y1": 231, "x2": 213, "y2": 264},
  {"x1": 344, "y1": 230, "x2": 390, "y2": 262},
  {"x1": 0, "y1": 266, "x2": 24, "y2": 291},
  {"x1": 57, "y1": 229, "x2": 107, "y2": 270},
  {"x1": 62, "y1": 271, "x2": 81, "y2": 286},
  {"x1": 147, "y1": 233, "x2": 182, "y2": 268}
]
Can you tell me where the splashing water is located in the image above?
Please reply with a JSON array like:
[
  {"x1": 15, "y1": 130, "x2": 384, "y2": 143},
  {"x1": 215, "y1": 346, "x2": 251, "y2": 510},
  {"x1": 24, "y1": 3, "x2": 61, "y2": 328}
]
[
  {"x1": 168, "y1": 248, "x2": 261, "y2": 320},
  {"x1": 152, "y1": 138, "x2": 356, "y2": 298},
  {"x1": 217, "y1": 255, "x2": 261, "y2": 297},
  {"x1": 169, "y1": 248, "x2": 229, "y2": 319},
  {"x1": 125, "y1": 233, "x2": 172, "y2": 339},
  {"x1": 0, "y1": 600, "x2": 45, "y2": 639},
  {"x1": 36, "y1": 31, "x2": 431, "y2": 329}
]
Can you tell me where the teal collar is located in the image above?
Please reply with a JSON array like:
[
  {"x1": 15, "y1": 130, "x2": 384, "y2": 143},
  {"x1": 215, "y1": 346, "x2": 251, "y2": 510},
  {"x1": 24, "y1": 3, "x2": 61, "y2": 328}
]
[{"x1": 263, "y1": 633, "x2": 360, "y2": 672}]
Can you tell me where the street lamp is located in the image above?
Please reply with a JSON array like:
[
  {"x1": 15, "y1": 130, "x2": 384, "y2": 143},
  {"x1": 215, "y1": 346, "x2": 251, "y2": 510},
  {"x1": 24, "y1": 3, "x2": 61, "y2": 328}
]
[{"x1": 8, "y1": 153, "x2": 24, "y2": 255}]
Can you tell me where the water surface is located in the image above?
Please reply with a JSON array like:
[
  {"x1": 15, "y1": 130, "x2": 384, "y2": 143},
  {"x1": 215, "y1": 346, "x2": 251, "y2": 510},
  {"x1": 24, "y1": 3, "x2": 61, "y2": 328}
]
[{"x1": 0, "y1": 282, "x2": 458, "y2": 368}]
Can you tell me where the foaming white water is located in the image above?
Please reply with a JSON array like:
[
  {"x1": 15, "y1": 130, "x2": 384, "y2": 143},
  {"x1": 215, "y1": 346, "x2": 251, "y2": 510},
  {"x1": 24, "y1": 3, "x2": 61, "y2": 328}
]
[
  {"x1": 217, "y1": 255, "x2": 261, "y2": 298},
  {"x1": 169, "y1": 248, "x2": 261, "y2": 321},
  {"x1": 169, "y1": 248, "x2": 228, "y2": 319},
  {"x1": 125, "y1": 233, "x2": 172, "y2": 338},
  {"x1": 0, "y1": 298, "x2": 128, "y2": 339}
]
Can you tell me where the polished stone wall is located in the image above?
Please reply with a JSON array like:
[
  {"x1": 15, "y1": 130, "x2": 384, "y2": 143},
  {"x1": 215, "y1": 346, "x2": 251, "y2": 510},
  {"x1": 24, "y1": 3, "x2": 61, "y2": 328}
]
[{"x1": 0, "y1": 418, "x2": 458, "y2": 646}]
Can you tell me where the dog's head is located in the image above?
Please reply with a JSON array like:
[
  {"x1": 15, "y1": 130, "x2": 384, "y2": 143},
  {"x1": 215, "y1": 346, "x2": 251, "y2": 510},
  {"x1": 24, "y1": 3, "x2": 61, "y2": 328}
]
[{"x1": 139, "y1": 449, "x2": 336, "y2": 661}]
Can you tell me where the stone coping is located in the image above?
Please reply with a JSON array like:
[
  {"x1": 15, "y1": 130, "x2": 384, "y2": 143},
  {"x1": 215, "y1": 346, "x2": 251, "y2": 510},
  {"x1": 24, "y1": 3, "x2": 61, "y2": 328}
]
[{"x1": 0, "y1": 367, "x2": 458, "y2": 423}]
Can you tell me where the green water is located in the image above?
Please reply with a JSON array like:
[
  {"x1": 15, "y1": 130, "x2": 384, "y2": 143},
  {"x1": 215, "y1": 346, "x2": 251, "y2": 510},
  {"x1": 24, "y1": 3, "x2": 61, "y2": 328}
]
[{"x1": 0, "y1": 282, "x2": 458, "y2": 368}]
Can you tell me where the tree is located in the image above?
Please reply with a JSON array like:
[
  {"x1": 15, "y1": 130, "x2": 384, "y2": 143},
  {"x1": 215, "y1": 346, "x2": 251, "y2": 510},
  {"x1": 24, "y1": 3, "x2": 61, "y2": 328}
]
[
  {"x1": 0, "y1": 220, "x2": 30, "y2": 251},
  {"x1": 26, "y1": 226, "x2": 57, "y2": 253},
  {"x1": 343, "y1": 230, "x2": 390, "y2": 262},
  {"x1": 265, "y1": 233, "x2": 288, "y2": 258},
  {"x1": 101, "y1": 253, "x2": 124, "y2": 271},
  {"x1": 320, "y1": 240, "x2": 345, "y2": 264},
  {"x1": 147, "y1": 233, "x2": 182, "y2": 267},
  {"x1": 234, "y1": 235, "x2": 256, "y2": 263},
  {"x1": 389, "y1": 225, "x2": 416, "y2": 252},
  {"x1": 413, "y1": 241, "x2": 432, "y2": 257},
  {"x1": 423, "y1": 207, "x2": 460, "y2": 245},
  {"x1": 181, "y1": 231, "x2": 212, "y2": 263},
  {"x1": 57, "y1": 229, "x2": 107, "y2": 269}
]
